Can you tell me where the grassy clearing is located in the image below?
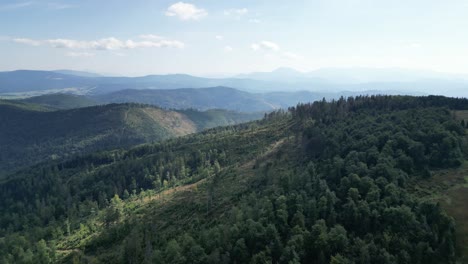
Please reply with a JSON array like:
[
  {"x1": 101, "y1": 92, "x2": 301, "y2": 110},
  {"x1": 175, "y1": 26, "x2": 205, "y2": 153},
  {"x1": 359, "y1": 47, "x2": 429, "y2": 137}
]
[
  {"x1": 413, "y1": 162, "x2": 468, "y2": 263},
  {"x1": 454, "y1": 110, "x2": 468, "y2": 121}
]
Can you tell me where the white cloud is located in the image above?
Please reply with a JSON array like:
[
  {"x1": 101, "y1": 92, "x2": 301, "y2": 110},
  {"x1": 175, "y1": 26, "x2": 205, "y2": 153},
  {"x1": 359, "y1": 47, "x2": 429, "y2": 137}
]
[
  {"x1": 13, "y1": 36, "x2": 185, "y2": 50},
  {"x1": 224, "y1": 46, "x2": 233, "y2": 52},
  {"x1": 224, "y1": 8, "x2": 248, "y2": 16},
  {"x1": 249, "y1": 18, "x2": 261, "y2": 24},
  {"x1": 283, "y1": 51, "x2": 303, "y2": 60},
  {"x1": 1, "y1": 2, "x2": 76, "y2": 11},
  {"x1": 251, "y1": 41, "x2": 280, "y2": 52},
  {"x1": 0, "y1": 2, "x2": 32, "y2": 11},
  {"x1": 66, "y1": 52, "x2": 95, "y2": 57},
  {"x1": 215, "y1": 35, "x2": 224, "y2": 40},
  {"x1": 13, "y1": 38, "x2": 41, "y2": 46},
  {"x1": 165, "y1": 2, "x2": 207, "y2": 20}
]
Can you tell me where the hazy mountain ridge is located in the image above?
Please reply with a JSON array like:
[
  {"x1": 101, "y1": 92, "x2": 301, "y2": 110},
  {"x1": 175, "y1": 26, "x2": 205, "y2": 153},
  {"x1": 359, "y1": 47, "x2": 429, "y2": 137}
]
[
  {"x1": 18, "y1": 93, "x2": 99, "y2": 110},
  {"x1": 94, "y1": 87, "x2": 277, "y2": 112},
  {"x1": 2, "y1": 69, "x2": 467, "y2": 97},
  {"x1": 0, "y1": 101, "x2": 261, "y2": 174},
  {"x1": 5, "y1": 87, "x2": 426, "y2": 114},
  {"x1": 53, "y1": 70, "x2": 103, "y2": 78}
]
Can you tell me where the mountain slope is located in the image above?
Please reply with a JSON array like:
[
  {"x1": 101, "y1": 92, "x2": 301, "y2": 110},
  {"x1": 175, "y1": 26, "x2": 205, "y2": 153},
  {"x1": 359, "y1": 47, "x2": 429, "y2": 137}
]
[
  {"x1": 0, "y1": 102, "x2": 261, "y2": 174},
  {"x1": 0, "y1": 95, "x2": 467, "y2": 263},
  {"x1": 18, "y1": 93, "x2": 98, "y2": 110},
  {"x1": 96, "y1": 87, "x2": 426, "y2": 112},
  {"x1": 3, "y1": 69, "x2": 462, "y2": 97},
  {"x1": 0, "y1": 70, "x2": 93, "y2": 94},
  {"x1": 95, "y1": 87, "x2": 278, "y2": 112},
  {"x1": 53, "y1": 70, "x2": 103, "y2": 78}
]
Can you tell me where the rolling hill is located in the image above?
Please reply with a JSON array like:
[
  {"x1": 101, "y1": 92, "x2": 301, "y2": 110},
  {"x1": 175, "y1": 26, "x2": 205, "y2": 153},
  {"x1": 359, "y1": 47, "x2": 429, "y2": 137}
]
[
  {"x1": 96, "y1": 87, "x2": 427, "y2": 112},
  {"x1": 0, "y1": 95, "x2": 467, "y2": 263},
  {"x1": 94, "y1": 87, "x2": 278, "y2": 112},
  {"x1": 0, "y1": 101, "x2": 261, "y2": 174},
  {"x1": 18, "y1": 93, "x2": 99, "y2": 110}
]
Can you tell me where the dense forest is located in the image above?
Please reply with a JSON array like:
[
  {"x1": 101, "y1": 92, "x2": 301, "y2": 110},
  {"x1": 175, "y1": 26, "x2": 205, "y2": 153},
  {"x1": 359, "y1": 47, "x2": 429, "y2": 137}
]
[
  {"x1": 0, "y1": 101, "x2": 261, "y2": 174},
  {"x1": 1, "y1": 95, "x2": 468, "y2": 263}
]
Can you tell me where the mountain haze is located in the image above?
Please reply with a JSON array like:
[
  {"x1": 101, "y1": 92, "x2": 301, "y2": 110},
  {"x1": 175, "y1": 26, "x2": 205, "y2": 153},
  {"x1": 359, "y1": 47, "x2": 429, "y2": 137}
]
[
  {"x1": 2, "y1": 69, "x2": 467, "y2": 97},
  {"x1": 95, "y1": 87, "x2": 277, "y2": 112}
]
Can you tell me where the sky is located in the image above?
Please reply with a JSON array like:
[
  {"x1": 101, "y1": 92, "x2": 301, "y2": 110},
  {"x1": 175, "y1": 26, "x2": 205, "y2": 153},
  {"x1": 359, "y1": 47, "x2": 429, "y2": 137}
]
[{"x1": 1, "y1": 0, "x2": 468, "y2": 76}]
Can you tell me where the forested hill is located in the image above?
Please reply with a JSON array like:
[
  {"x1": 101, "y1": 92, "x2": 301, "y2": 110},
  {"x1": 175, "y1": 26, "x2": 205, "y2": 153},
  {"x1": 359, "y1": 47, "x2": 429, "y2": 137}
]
[
  {"x1": 0, "y1": 102, "x2": 261, "y2": 174},
  {"x1": 1, "y1": 95, "x2": 468, "y2": 263},
  {"x1": 17, "y1": 93, "x2": 98, "y2": 110},
  {"x1": 94, "y1": 87, "x2": 278, "y2": 112}
]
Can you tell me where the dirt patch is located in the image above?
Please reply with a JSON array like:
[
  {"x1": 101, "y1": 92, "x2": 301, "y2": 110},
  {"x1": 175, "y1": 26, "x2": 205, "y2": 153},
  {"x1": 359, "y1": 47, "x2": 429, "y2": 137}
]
[
  {"x1": 240, "y1": 138, "x2": 287, "y2": 170},
  {"x1": 142, "y1": 178, "x2": 206, "y2": 204}
]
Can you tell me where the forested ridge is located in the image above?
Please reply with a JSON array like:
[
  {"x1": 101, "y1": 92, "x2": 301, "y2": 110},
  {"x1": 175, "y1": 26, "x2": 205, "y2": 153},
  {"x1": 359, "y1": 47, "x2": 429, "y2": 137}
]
[
  {"x1": 1, "y1": 95, "x2": 468, "y2": 263},
  {"x1": 0, "y1": 102, "x2": 261, "y2": 174}
]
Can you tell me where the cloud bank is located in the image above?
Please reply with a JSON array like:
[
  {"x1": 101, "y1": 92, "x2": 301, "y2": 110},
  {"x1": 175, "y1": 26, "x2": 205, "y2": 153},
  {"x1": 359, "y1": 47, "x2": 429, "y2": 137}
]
[{"x1": 13, "y1": 36, "x2": 185, "y2": 50}]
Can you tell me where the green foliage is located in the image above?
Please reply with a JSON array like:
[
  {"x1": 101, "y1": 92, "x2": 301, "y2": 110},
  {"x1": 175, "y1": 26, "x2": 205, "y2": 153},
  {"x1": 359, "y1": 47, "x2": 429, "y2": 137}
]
[
  {"x1": 0, "y1": 95, "x2": 467, "y2": 263},
  {"x1": 18, "y1": 93, "x2": 98, "y2": 110},
  {"x1": 0, "y1": 102, "x2": 261, "y2": 174}
]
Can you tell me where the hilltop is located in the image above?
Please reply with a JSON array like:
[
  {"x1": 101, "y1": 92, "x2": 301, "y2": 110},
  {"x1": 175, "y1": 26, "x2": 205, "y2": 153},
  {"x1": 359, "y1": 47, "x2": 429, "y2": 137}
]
[{"x1": 18, "y1": 93, "x2": 98, "y2": 110}]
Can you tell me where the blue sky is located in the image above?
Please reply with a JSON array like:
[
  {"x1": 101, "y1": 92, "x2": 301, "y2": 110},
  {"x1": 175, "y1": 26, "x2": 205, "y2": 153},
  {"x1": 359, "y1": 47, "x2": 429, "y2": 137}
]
[{"x1": 1, "y1": 0, "x2": 468, "y2": 76}]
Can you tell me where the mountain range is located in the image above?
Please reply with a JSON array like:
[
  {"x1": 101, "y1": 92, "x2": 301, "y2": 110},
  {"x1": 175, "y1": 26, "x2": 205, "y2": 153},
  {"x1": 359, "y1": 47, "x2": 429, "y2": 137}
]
[
  {"x1": 1, "y1": 68, "x2": 468, "y2": 98},
  {"x1": 7, "y1": 88, "x2": 423, "y2": 113}
]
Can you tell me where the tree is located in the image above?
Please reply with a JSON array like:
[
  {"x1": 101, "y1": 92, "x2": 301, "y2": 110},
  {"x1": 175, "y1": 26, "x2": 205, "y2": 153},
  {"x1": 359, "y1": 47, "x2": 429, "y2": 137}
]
[
  {"x1": 104, "y1": 194, "x2": 123, "y2": 226},
  {"x1": 164, "y1": 240, "x2": 185, "y2": 264},
  {"x1": 232, "y1": 238, "x2": 248, "y2": 264},
  {"x1": 36, "y1": 239, "x2": 51, "y2": 264}
]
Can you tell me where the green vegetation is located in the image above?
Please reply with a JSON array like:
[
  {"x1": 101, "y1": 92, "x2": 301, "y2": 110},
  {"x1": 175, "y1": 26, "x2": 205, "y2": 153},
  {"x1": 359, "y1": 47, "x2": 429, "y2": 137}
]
[
  {"x1": 0, "y1": 99, "x2": 51, "y2": 111},
  {"x1": 0, "y1": 95, "x2": 467, "y2": 263},
  {"x1": 409, "y1": 110, "x2": 468, "y2": 262},
  {"x1": 0, "y1": 102, "x2": 261, "y2": 174},
  {"x1": 18, "y1": 93, "x2": 98, "y2": 110},
  {"x1": 95, "y1": 87, "x2": 279, "y2": 112}
]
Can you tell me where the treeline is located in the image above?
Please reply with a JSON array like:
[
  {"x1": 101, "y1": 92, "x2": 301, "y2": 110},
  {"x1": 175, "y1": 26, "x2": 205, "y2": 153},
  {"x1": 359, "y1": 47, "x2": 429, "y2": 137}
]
[{"x1": 290, "y1": 95, "x2": 468, "y2": 122}]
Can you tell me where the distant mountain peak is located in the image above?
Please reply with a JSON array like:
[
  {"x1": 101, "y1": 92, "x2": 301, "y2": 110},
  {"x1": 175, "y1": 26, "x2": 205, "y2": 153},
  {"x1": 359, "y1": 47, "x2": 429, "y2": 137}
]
[{"x1": 53, "y1": 70, "x2": 102, "y2": 78}]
